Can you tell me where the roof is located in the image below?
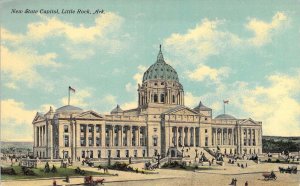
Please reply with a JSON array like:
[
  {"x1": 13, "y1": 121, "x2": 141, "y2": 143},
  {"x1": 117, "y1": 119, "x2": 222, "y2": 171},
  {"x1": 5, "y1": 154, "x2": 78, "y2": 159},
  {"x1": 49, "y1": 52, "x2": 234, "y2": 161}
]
[
  {"x1": 142, "y1": 45, "x2": 179, "y2": 82},
  {"x1": 215, "y1": 114, "x2": 236, "y2": 120},
  {"x1": 163, "y1": 105, "x2": 201, "y2": 115},
  {"x1": 111, "y1": 104, "x2": 123, "y2": 114},
  {"x1": 56, "y1": 105, "x2": 83, "y2": 113},
  {"x1": 193, "y1": 101, "x2": 212, "y2": 111}
]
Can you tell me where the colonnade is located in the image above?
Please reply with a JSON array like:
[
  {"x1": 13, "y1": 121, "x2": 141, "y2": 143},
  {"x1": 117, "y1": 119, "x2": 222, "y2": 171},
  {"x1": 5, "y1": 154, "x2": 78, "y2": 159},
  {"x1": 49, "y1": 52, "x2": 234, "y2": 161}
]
[
  {"x1": 105, "y1": 125, "x2": 147, "y2": 147},
  {"x1": 35, "y1": 125, "x2": 46, "y2": 147},
  {"x1": 172, "y1": 126, "x2": 200, "y2": 147},
  {"x1": 212, "y1": 128, "x2": 235, "y2": 146},
  {"x1": 243, "y1": 128, "x2": 259, "y2": 146},
  {"x1": 138, "y1": 89, "x2": 184, "y2": 106}
]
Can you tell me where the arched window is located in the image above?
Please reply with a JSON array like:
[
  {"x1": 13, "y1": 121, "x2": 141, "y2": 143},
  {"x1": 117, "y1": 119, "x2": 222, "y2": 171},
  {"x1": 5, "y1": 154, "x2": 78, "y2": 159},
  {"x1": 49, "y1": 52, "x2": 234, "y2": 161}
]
[
  {"x1": 154, "y1": 94, "x2": 158, "y2": 103},
  {"x1": 160, "y1": 94, "x2": 165, "y2": 103},
  {"x1": 172, "y1": 95, "x2": 175, "y2": 103}
]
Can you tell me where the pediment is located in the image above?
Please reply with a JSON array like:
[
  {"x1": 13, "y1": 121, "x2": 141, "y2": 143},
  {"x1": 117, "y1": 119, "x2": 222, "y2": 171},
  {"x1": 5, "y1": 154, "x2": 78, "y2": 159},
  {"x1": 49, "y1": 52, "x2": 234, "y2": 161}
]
[
  {"x1": 32, "y1": 112, "x2": 45, "y2": 123},
  {"x1": 164, "y1": 106, "x2": 199, "y2": 116},
  {"x1": 75, "y1": 110, "x2": 103, "y2": 120},
  {"x1": 239, "y1": 118, "x2": 259, "y2": 125}
]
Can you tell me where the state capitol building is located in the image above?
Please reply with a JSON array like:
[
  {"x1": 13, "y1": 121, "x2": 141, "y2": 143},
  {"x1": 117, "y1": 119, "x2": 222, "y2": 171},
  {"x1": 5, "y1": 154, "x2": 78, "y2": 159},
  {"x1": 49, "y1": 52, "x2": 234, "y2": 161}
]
[{"x1": 33, "y1": 46, "x2": 263, "y2": 161}]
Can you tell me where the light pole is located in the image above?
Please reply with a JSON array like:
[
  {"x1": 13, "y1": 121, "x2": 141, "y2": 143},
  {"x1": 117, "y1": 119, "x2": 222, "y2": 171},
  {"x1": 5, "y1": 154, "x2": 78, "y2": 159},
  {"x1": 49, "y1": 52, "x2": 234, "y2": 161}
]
[{"x1": 157, "y1": 153, "x2": 161, "y2": 166}]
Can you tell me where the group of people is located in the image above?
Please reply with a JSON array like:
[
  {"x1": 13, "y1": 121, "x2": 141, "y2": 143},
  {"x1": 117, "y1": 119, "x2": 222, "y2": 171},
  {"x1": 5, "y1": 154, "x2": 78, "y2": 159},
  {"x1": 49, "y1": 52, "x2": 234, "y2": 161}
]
[
  {"x1": 237, "y1": 162, "x2": 247, "y2": 168},
  {"x1": 229, "y1": 178, "x2": 249, "y2": 186}
]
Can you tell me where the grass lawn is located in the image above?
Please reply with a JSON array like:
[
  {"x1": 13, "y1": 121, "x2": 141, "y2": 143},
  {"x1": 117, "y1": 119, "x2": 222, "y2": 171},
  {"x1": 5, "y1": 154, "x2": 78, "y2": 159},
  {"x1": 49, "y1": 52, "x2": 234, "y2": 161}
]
[{"x1": 2, "y1": 166, "x2": 110, "y2": 180}]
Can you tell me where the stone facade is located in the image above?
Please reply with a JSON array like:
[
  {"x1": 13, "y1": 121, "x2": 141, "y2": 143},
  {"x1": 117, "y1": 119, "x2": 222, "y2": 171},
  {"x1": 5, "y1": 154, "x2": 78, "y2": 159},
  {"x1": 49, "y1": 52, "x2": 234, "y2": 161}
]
[{"x1": 33, "y1": 46, "x2": 262, "y2": 160}]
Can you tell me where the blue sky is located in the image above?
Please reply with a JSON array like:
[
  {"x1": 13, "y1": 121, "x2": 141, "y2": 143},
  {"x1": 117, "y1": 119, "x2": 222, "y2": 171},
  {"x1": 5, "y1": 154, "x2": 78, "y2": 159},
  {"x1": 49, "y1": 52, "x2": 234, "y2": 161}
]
[{"x1": 1, "y1": 0, "x2": 300, "y2": 141}]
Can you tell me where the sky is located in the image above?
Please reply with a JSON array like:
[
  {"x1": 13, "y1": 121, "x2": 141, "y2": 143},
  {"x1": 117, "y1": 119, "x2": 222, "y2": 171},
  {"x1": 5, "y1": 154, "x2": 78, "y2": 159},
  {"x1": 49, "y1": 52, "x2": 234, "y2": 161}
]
[{"x1": 1, "y1": 0, "x2": 300, "y2": 141}]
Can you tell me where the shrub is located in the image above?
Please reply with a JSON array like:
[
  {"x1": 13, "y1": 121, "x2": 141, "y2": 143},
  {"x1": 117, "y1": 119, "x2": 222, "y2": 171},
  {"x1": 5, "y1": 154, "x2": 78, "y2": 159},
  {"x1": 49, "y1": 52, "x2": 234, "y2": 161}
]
[
  {"x1": 276, "y1": 159, "x2": 280, "y2": 163},
  {"x1": 1, "y1": 167, "x2": 16, "y2": 175},
  {"x1": 268, "y1": 158, "x2": 272, "y2": 162},
  {"x1": 21, "y1": 166, "x2": 35, "y2": 176}
]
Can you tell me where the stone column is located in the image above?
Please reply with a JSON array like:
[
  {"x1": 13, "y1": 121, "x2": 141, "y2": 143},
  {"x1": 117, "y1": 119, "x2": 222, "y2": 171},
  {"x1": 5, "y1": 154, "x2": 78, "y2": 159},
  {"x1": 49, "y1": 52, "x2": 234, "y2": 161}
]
[
  {"x1": 226, "y1": 128, "x2": 229, "y2": 145},
  {"x1": 39, "y1": 126, "x2": 42, "y2": 147},
  {"x1": 101, "y1": 125, "x2": 105, "y2": 147},
  {"x1": 119, "y1": 126, "x2": 123, "y2": 147},
  {"x1": 177, "y1": 127, "x2": 180, "y2": 146},
  {"x1": 111, "y1": 125, "x2": 114, "y2": 146},
  {"x1": 85, "y1": 125, "x2": 89, "y2": 147},
  {"x1": 129, "y1": 126, "x2": 132, "y2": 147},
  {"x1": 250, "y1": 129, "x2": 252, "y2": 146},
  {"x1": 93, "y1": 125, "x2": 96, "y2": 147},
  {"x1": 137, "y1": 126, "x2": 140, "y2": 146},
  {"x1": 254, "y1": 129, "x2": 256, "y2": 146},
  {"x1": 187, "y1": 127, "x2": 190, "y2": 146},
  {"x1": 220, "y1": 128, "x2": 223, "y2": 145}
]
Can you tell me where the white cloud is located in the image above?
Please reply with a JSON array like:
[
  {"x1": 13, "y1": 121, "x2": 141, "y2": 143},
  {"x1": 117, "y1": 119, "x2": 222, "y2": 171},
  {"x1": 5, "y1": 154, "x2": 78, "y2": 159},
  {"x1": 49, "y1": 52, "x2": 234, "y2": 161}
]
[
  {"x1": 2, "y1": 99, "x2": 35, "y2": 126},
  {"x1": 60, "y1": 89, "x2": 92, "y2": 107},
  {"x1": 239, "y1": 73, "x2": 300, "y2": 136},
  {"x1": 198, "y1": 71, "x2": 300, "y2": 136},
  {"x1": 26, "y1": 12, "x2": 122, "y2": 43},
  {"x1": 165, "y1": 19, "x2": 241, "y2": 63},
  {"x1": 121, "y1": 101, "x2": 137, "y2": 110},
  {"x1": 184, "y1": 92, "x2": 201, "y2": 108},
  {"x1": 246, "y1": 12, "x2": 288, "y2": 46},
  {"x1": 1, "y1": 99, "x2": 59, "y2": 141},
  {"x1": 1, "y1": 45, "x2": 61, "y2": 85},
  {"x1": 164, "y1": 12, "x2": 288, "y2": 66},
  {"x1": 187, "y1": 64, "x2": 230, "y2": 82},
  {"x1": 125, "y1": 65, "x2": 147, "y2": 92},
  {"x1": 2, "y1": 12, "x2": 125, "y2": 60}
]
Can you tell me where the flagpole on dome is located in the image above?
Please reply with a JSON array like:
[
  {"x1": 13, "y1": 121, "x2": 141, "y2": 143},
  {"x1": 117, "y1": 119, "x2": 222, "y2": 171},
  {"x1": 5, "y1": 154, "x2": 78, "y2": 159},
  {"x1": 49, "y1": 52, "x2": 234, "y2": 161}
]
[
  {"x1": 68, "y1": 87, "x2": 70, "y2": 105},
  {"x1": 223, "y1": 100, "x2": 229, "y2": 114},
  {"x1": 68, "y1": 86, "x2": 76, "y2": 105}
]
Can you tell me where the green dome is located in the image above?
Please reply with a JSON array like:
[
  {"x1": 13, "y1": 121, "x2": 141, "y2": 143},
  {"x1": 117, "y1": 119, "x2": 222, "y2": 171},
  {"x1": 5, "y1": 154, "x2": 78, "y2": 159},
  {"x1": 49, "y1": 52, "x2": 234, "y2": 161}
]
[{"x1": 142, "y1": 45, "x2": 179, "y2": 82}]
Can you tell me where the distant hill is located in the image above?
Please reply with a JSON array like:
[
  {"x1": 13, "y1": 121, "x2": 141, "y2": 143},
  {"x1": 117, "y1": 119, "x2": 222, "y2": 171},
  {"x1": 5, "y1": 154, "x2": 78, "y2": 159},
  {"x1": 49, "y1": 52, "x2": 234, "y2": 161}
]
[
  {"x1": 1, "y1": 141, "x2": 33, "y2": 149},
  {"x1": 262, "y1": 136, "x2": 300, "y2": 153}
]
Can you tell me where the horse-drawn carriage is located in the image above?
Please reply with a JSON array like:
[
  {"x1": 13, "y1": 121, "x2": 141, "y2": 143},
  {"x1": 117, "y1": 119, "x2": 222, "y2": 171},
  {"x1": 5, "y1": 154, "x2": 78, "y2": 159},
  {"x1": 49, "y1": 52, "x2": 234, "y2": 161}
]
[
  {"x1": 262, "y1": 171, "x2": 277, "y2": 181},
  {"x1": 144, "y1": 162, "x2": 159, "y2": 170},
  {"x1": 84, "y1": 176, "x2": 104, "y2": 185},
  {"x1": 279, "y1": 166, "x2": 297, "y2": 174}
]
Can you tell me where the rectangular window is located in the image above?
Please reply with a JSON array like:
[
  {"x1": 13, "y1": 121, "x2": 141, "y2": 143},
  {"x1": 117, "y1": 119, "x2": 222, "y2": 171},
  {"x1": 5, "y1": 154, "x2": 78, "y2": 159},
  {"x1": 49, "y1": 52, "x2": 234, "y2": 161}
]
[
  {"x1": 64, "y1": 125, "x2": 69, "y2": 133},
  {"x1": 80, "y1": 137, "x2": 85, "y2": 146},
  {"x1": 80, "y1": 125, "x2": 85, "y2": 132},
  {"x1": 81, "y1": 151, "x2": 85, "y2": 158},
  {"x1": 205, "y1": 137, "x2": 208, "y2": 146},
  {"x1": 96, "y1": 125, "x2": 100, "y2": 133},
  {"x1": 154, "y1": 128, "x2": 158, "y2": 132},
  {"x1": 126, "y1": 150, "x2": 129, "y2": 158},
  {"x1": 108, "y1": 150, "x2": 111, "y2": 158},
  {"x1": 153, "y1": 138, "x2": 158, "y2": 146},
  {"x1": 143, "y1": 150, "x2": 146, "y2": 157},
  {"x1": 205, "y1": 129, "x2": 208, "y2": 133},
  {"x1": 89, "y1": 137, "x2": 93, "y2": 146},
  {"x1": 96, "y1": 137, "x2": 100, "y2": 146},
  {"x1": 116, "y1": 150, "x2": 120, "y2": 158},
  {"x1": 98, "y1": 150, "x2": 101, "y2": 158},
  {"x1": 88, "y1": 126, "x2": 93, "y2": 133},
  {"x1": 90, "y1": 150, "x2": 93, "y2": 158},
  {"x1": 64, "y1": 135, "x2": 69, "y2": 147},
  {"x1": 134, "y1": 150, "x2": 137, "y2": 157}
]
